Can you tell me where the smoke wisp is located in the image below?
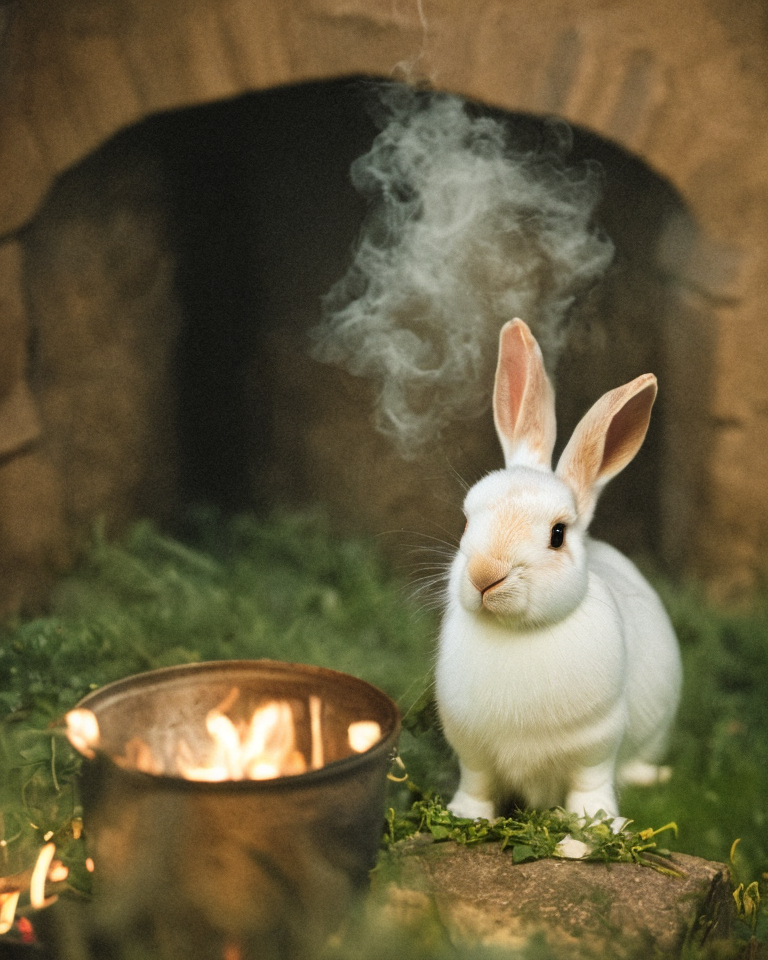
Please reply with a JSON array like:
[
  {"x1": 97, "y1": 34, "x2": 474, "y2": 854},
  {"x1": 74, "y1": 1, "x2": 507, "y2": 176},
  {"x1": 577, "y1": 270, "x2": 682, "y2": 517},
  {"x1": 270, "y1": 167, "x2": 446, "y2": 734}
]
[{"x1": 311, "y1": 85, "x2": 614, "y2": 456}]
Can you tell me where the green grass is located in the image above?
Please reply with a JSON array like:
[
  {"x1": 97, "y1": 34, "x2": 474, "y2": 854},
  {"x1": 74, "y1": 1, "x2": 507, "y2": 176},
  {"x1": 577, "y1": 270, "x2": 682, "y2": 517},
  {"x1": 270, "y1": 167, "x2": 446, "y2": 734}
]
[
  {"x1": 622, "y1": 579, "x2": 768, "y2": 886},
  {"x1": 1, "y1": 508, "x2": 767, "y2": 953},
  {"x1": 0, "y1": 509, "x2": 440, "y2": 883}
]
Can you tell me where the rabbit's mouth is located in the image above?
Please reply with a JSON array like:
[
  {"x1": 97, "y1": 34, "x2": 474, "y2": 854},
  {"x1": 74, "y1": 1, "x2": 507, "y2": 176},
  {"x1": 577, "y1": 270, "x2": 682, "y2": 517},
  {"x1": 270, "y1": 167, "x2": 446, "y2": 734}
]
[
  {"x1": 481, "y1": 577, "x2": 528, "y2": 616},
  {"x1": 459, "y1": 560, "x2": 530, "y2": 619}
]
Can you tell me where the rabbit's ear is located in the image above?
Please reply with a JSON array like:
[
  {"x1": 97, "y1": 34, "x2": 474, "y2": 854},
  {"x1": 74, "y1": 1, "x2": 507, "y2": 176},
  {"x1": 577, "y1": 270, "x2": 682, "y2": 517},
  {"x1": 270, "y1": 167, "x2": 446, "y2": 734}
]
[
  {"x1": 493, "y1": 319, "x2": 557, "y2": 470},
  {"x1": 556, "y1": 373, "x2": 657, "y2": 525}
]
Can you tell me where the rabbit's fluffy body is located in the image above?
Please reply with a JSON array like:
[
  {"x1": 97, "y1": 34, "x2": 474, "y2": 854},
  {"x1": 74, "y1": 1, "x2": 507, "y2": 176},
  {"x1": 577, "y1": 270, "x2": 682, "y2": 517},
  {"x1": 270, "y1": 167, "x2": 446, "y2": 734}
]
[{"x1": 435, "y1": 320, "x2": 682, "y2": 821}]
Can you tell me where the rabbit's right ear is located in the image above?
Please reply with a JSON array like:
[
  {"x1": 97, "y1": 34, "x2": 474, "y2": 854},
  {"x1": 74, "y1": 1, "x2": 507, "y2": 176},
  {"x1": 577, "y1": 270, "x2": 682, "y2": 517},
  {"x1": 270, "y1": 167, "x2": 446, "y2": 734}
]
[
  {"x1": 556, "y1": 373, "x2": 657, "y2": 527},
  {"x1": 493, "y1": 319, "x2": 557, "y2": 470}
]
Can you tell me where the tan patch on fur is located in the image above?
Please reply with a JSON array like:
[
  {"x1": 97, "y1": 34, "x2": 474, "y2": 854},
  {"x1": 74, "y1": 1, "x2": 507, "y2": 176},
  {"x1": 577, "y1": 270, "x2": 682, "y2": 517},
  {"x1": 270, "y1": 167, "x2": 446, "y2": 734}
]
[
  {"x1": 492, "y1": 502, "x2": 533, "y2": 552},
  {"x1": 467, "y1": 507, "x2": 532, "y2": 594}
]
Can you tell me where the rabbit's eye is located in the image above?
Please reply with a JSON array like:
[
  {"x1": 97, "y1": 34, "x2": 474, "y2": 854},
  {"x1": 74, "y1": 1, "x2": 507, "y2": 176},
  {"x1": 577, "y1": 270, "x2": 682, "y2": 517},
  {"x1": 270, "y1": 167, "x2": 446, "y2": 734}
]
[{"x1": 550, "y1": 523, "x2": 566, "y2": 549}]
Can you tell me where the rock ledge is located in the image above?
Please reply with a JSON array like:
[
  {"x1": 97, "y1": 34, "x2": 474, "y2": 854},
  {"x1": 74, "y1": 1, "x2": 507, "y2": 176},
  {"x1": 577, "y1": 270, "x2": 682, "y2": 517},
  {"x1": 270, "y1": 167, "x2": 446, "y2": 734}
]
[{"x1": 375, "y1": 839, "x2": 734, "y2": 957}]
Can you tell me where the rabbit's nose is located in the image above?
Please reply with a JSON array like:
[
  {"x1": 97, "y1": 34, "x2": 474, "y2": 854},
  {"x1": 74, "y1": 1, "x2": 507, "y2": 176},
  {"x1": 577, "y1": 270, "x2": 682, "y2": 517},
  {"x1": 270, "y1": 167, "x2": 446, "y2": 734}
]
[{"x1": 467, "y1": 555, "x2": 510, "y2": 595}]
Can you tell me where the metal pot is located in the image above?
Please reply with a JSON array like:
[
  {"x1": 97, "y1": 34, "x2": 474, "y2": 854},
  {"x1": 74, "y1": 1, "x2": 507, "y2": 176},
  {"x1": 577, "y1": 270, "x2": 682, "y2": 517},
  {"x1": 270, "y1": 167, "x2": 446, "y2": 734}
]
[{"x1": 69, "y1": 660, "x2": 401, "y2": 960}]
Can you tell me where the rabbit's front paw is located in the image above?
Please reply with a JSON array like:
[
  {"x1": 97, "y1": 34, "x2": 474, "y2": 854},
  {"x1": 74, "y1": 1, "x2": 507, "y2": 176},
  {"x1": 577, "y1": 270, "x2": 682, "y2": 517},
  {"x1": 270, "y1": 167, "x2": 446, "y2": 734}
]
[{"x1": 448, "y1": 791, "x2": 495, "y2": 821}]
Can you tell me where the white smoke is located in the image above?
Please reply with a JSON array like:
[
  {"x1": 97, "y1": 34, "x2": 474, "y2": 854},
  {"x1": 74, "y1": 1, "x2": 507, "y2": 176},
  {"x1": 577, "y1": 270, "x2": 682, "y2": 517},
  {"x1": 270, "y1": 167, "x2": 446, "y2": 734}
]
[{"x1": 311, "y1": 84, "x2": 613, "y2": 456}]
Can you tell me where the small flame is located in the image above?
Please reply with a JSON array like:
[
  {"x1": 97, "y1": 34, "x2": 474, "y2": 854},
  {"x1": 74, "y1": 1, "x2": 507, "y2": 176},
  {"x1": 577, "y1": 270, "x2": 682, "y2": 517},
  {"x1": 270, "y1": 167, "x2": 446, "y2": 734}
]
[
  {"x1": 179, "y1": 698, "x2": 307, "y2": 781},
  {"x1": 309, "y1": 695, "x2": 324, "y2": 770},
  {"x1": 0, "y1": 891, "x2": 20, "y2": 935},
  {"x1": 30, "y1": 843, "x2": 57, "y2": 909},
  {"x1": 48, "y1": 861, "x2": 69, "y2": 884},
  {"x1": 115, "y1": 737, "x2": 164, "y2": 775},
  {"x1": 0, "y1": 846, "x2": 70, "y2": 932},
  {"x1": 348, "y1": 721, "x2": 381, "y2": 753},
  {"x1": 65, "y1": 708, "x2": 100, "y2": 759}
]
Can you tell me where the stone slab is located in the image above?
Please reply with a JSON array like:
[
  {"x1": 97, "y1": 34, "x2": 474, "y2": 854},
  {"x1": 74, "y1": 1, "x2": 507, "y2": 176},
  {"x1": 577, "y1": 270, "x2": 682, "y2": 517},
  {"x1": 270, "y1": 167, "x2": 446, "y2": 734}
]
[{"x1": 375, "y1": 839, "x2": 734, "y2": 958}]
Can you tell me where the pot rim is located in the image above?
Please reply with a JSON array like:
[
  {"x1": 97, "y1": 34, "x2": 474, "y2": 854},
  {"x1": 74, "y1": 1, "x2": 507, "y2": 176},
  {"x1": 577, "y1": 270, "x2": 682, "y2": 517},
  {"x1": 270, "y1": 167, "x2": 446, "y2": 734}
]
[{"x1": 73, "y1": 658, "x2": 402, "y2": 792}]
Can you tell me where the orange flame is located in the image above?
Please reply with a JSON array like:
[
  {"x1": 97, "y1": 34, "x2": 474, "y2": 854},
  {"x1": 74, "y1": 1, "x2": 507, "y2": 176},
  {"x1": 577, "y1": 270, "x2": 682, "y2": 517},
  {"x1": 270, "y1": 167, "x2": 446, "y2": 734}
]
[
  {"x1": 66, "y1": 687, "x2": 383, "y2": 782},
  {"x1": 30, "y1": 843, "x2": 57, "y2": 909},
  {"x1": 176, "y1": 697, "x2": 308, "y2": 781},
  {"x1": 115, "y1": 737, "x2": 164, "y2": 775},
  {"x1": 0, "y1": 843, "x2": 69, "y2": 933},
  {"x1": 48, "y1": 861, "x2": 69, "y2": 884},
  {"x1": 0, "y1": 891, "x2": 20, "y2": 935},
  {"x1": 348, "y1": 720, "x2": 381, "y2": 753},
  {"x1": 65, "y1": 708, "x2": 100, "y2": 759}
]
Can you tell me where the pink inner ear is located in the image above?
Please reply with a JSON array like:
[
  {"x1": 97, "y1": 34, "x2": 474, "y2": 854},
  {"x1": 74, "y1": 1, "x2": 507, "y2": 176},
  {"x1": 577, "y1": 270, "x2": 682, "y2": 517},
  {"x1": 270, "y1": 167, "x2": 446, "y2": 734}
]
[
  {"x1": 493, "y1": 319, "x2": 556, "y2": 468},
  {"x1": 601, "y1": 382, "x2": 656, "y2": 477},
  {"x1": 495, "y1": 328, "x2": 530, "y2": 441}
]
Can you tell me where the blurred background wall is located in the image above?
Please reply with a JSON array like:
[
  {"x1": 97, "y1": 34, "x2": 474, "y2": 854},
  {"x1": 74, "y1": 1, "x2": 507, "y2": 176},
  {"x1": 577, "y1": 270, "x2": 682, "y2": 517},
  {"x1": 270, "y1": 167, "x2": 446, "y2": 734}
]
[{"x1": 0, "y1": 0, "x2": 765, "y2": 612}]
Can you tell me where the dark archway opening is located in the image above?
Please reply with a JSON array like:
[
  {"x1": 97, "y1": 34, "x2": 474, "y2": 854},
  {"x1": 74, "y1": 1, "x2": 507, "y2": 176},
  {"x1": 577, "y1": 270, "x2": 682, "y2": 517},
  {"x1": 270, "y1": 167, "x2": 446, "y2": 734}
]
[
  {"x1": 141, "y1": 82, "x2": 378, "y2": 509},
  {"x1": 22, "y1": 78, "x2": 691, "y2": 565}
]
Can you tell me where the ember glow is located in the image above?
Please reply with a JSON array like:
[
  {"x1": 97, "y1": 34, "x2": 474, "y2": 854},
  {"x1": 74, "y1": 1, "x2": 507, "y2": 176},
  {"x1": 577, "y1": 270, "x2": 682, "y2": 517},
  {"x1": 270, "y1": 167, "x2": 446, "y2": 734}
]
[
  {"x1": 0, "y1": 891, "x2": 20, "y2": 935},
  {"x1": 29, "y1": 842, "x2": 57, "y2": 909},
  {"x1": 348, "y1": 720, "x2": 381, "y2": 753},
  {"x1": 65, "y1": 708, "x2": 100, "y2": 759},
  {"x1": 65, "y1": 686, "x2": 384, "y2": 781},
  {"x1": 309, "y1": 695, "x2": 324, "y2": 769},
  {"x1": 0, "y1": 843, "x2": 69, "y2": 934}
]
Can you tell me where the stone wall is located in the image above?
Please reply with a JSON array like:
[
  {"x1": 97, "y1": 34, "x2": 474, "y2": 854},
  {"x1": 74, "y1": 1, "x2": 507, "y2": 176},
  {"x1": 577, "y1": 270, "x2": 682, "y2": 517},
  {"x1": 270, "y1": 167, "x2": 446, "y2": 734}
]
[{"x1": 22, "y1": 137, "x2": 182, "y2": 546}]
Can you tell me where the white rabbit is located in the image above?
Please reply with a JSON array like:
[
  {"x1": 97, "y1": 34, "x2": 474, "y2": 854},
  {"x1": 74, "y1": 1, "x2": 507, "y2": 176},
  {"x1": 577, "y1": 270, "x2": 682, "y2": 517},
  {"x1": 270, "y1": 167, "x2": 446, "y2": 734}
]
[{"x1": 435, "y1": 318, "x2": 682, "y2": 821}]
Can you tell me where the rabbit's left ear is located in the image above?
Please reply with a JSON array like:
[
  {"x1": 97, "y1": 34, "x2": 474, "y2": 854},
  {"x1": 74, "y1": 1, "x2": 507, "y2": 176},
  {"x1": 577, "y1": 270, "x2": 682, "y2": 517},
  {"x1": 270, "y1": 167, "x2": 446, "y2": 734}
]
[
  {"x1": 493, "y1": 319, "x2": 557, "y2": 470},
  {"x1": 556, "y1": 373, "x2": 657, "y2": 525}
]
